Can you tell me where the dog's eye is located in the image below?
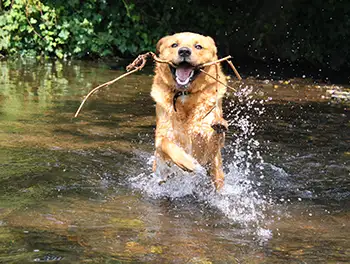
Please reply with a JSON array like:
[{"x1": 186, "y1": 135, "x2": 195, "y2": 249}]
[
  {"x1": 171, "y1": 43, "x2": 178, "y2": 48},
  {"x1": 194, "y1": 44, "x2": 203, "y2": 50}
]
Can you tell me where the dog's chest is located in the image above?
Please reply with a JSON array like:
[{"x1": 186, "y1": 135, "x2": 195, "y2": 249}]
[
  {"x1": 174, "y1": 93, "x2": 203, "y2": 115},
  {"x1": 174, "y1": 92, "x2": 215, "y2": 120},
  {"x1": 173, "y1": 97, "x2": 216, "y2": 135}
]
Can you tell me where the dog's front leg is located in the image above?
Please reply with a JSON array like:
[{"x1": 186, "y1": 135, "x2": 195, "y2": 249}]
[
  {"x1": 159, "y1": 137, "x2": 203, "y2": 173},
  {"x1": 209, "y1": 151, "x2": 225, "y2": 190},
  {"x1": 209, "y1": 101, "x2": 228, "y2": 134},
  {"x1": 154, "y1": 104, "x2": 205, "y2": 174}
]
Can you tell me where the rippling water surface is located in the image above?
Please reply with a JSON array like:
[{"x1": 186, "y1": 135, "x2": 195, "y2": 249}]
[{"x1": 0, "y1": 58, "x2": 349, "y2": 263}]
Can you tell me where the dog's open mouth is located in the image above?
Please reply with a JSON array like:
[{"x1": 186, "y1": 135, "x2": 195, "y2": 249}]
[{"x1": 170, "y1": 62, "x2": 200, "y2": 88}]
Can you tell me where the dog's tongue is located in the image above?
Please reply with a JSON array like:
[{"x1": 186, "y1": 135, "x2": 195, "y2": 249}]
[
  {"x1": 176, "y1": 67, "x2": 193, "y2": 81},
  {"x1": 175, "y1": 66, "x2": 194, "y2": 86}
]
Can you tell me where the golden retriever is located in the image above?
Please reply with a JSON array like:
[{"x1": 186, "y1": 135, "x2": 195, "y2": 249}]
[{"x1": 151, "y1": 32, "x2": 227, "y2": 190}]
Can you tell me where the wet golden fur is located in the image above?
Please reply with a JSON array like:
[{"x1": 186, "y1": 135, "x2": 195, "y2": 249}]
[{"x1": 151, "y1": 32, "x2": 227, "y2": 189}]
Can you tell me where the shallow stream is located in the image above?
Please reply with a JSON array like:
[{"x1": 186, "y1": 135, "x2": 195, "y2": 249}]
[{"x1": 0, "y1": 59, "x2": 349, "y2": 263}]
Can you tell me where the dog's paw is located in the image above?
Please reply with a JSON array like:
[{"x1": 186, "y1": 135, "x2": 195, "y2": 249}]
[{"x1": 211, "y1": 118, "x2": 228, "y2": 133}]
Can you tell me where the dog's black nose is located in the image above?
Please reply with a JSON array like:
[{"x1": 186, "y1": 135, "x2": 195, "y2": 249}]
[{"x1": 178, "y1": 47, "x2": 192, "y2": 57}]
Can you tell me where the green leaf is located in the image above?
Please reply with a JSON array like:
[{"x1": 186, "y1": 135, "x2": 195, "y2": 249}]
[
  {"x1": 4, "y1": 0, "x2": 11, "y2": 8},
  {"x1": 81, "y1": 18, "x2": 90, "y2": 26},
  {"x1": 58, "y1": 29, "x2": 70, "y2": 40},
  {"x1": 55, "y1": 49, "x2": 64, "y2": 59},
  {"x1": 73, "y1": 46, "x2": 82, "y2": 54},
  {"x1": 101, "y1": 49, "x2": 112, "y2": 56},
  {"x1": 29, "y1": 18, "x2": 37, "y2": 24},
  {"x1": 131, "y1": 15, "x2": 140, "y2": 22}
]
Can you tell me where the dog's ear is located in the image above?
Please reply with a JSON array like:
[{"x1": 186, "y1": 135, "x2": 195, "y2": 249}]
[
  {"x1": 206, "y1": 36, "x2": 217, "y2": 56},
  {"x1": 156, "y1": 36, "x2": 169, "y2": 55}
]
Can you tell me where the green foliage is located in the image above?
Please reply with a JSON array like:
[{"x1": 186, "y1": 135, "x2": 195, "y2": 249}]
[
  {"x1": 0, "y1": 0, "x2": 157, "y2": 58},
  {"x1": 1, "y1": 0, "x2": 350, "y2": 69}
]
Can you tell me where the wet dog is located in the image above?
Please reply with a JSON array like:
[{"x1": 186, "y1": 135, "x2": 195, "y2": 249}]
[{"x1": 151, "y1": 32, "x2": 228, "y2": 190}]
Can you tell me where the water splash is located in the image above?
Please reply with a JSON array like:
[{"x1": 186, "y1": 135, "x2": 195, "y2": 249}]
[{"x1": 129, "y1": 84, "x2": 271, "y2": 236}]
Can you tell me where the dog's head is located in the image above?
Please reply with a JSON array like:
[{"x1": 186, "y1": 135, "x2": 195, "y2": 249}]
[{"x1": 156, "y1": 32, "x2": 218, "y2": 90}]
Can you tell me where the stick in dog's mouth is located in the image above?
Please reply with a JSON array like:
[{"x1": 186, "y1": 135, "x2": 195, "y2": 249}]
[{"x1": 169, "y1": 62, "x2": 201, "y2": 89}]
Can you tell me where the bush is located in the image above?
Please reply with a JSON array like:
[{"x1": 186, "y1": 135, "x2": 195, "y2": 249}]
[
  {"x1": 1, "y1": 0, "x2": 350, "y2": 69},
  {"x1": 0, "y1": 0, "x2": 157, "y2": 58}
]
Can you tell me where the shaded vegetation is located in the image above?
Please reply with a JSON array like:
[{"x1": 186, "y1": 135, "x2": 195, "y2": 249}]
[{"x1": 0, "y1": 0, "x2": 349, "y2": 69}]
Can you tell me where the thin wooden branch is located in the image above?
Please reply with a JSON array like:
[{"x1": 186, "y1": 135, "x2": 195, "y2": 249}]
[
  {"x1": 198, "y1": 55, "x2": 242, "y2": 80},
  {"x1": 25, "y1": 3, "x2": 43, "y2": 40},
  {"x1": 227, "y1": 60, "x2": 242, "y2": 80},
  {"x1": 74, "y1": 67, "x2": 139, "y2": 117},
  {"x1": 199, "y1": 56, "x2": 232, "y2": 68},
  {"x1": 152, "y1": 53, "x2": 175, "y2": 66},
  {"x1": 202, "y1": 105, "x2": 216, "y2": 119},
  {"x1": 126, "y1": 51, "x2": 176, "y2": 71},
  {"x1": 199, "y1": 69, "x2": 237, "y2": 92}
]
